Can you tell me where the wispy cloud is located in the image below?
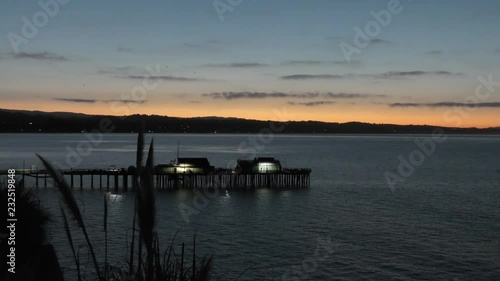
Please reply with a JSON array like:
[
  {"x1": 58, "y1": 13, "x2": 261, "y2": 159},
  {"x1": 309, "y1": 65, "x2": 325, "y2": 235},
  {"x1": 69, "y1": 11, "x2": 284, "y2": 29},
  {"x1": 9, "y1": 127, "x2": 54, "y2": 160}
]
[
  {"x1": 329, "y1": 35, "x2": 385, "y2": 48},
  {"x1": 98, "y1": 66, "x2": 139, "y2": 75},
  {"x1": 380, "y1": 71, "x2": 462, "y2": 78},
  {"x1": 52, "y1": 98, "x2": 97, "y2": 103},
  {"x1": 327, "y1": 60, "x2": 362, "y2": 67},
  {"x1": 183, "y1": 40, "x2": 220, "y2": 48},
  {"x1": 173, "y1": 93, "x2": 188, "y2": 99},
  {"x1": 203, "y1": 91, "x2": 385, "y2": 100},
  {"x1": 280, "y1": 74, "x2": 346, "y2": 80},
  {"x1": 389, "y1": 102, "x2": 500, "y2": 108},
  {"x1": 105, "y1": 99, "x2": 147, "y2": 104},
  {"x1": 426, "y1": 50, "x2": 443, "y2": 55},
  {"x1": 204, "y1": 59, "x2": 361, "y2": 68},
  {"x1": 181, "y1": 39, "x2": 223, "y2": 51},
  {"x1": 183, "y1": 43, "x2": 202, "y2": 48},
  {"x1": 11, "y1": 52, "x2": 70, "y2": 61},
  {"x1": 204, "y1": 92, "x2": 308, "y2": 99},
  {"x1": 126, "y1": 75, "x2": 204, "y2": 81},
  {"x1": 116, "y1": 47, "x2": 134, "y2": 53},
  {"x1": 369, "y1": 38, "x2": 390, "y2": 44},
  {"x1": 288, "y1": 101, "x2": 335, "y2": 106},
  {"x1": 282, "y1": 60, "x2": 324, "y2": 65},
  {"x1": 324, "y1": 93, "x2": 386, "y2": 98},
  {"x1": 203, "y1": 62, "x2": 269, "y2": 68},
  {"x1": 280, "y1": 71, "x2": 462, "y2": 80},
  {"x1": 281, "y1": 60, "x2": 361, "y2": 67},
  {"x1": 52, "y1": 98, "x2": 147, "y2": 104}
]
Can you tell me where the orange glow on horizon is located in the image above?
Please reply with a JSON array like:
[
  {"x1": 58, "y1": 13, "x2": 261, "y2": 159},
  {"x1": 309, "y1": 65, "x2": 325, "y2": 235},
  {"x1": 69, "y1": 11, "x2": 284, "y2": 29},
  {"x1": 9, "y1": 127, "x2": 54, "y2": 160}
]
[{"x1": 1, "y1": 101, "x2": 499, "y2": 129}]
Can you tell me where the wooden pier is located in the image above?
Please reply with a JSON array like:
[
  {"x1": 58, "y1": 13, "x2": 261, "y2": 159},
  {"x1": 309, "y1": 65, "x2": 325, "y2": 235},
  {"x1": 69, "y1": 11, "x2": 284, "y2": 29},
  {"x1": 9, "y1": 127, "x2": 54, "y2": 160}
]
[{"x1": 0, "y1": 168, "x2": 311, "y2": 190}]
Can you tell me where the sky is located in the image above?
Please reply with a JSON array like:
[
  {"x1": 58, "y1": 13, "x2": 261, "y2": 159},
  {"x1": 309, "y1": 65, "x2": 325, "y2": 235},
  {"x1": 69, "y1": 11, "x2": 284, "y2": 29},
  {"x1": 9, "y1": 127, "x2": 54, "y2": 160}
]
[{"x1": 0, "y1": 0, "x2": 499, "y2": 128}]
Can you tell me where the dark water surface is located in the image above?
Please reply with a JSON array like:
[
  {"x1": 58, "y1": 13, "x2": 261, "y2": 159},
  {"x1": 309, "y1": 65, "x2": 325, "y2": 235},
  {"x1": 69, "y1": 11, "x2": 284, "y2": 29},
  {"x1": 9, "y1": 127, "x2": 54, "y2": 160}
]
[{"x1": 1, "y1": 133, "x2": 500, "y2": 280}]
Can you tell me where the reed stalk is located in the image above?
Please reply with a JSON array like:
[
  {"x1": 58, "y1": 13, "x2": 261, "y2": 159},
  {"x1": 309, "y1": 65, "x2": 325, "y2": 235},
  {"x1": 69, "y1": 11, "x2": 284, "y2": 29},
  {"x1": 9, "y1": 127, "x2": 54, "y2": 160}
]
[
  {"x1": 130, "y1": 130, "x2": 144, "y2": 275},
  {"x1": 104, "y1": 194, "x2": 108, "y2": 280},
  {"x1": 60, "y1": 205, "x2": 81, "y2": 281},
  {"x1": 36, "y1": 154, "x2": 103, "y2": 281}
]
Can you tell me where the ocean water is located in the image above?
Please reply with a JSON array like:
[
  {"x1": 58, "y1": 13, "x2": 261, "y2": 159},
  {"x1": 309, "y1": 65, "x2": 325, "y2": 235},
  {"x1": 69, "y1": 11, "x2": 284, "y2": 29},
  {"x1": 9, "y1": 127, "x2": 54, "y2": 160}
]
[{"x1": 1, "y1": 133, "x2": 500, "y2": 280}]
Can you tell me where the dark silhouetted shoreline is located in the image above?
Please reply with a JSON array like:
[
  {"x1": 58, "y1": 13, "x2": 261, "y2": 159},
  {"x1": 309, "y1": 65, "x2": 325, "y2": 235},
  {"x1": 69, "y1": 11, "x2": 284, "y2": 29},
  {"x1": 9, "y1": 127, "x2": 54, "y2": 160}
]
[{"x1": 1, "y1": 108, "x2": 499, "y2": 134}]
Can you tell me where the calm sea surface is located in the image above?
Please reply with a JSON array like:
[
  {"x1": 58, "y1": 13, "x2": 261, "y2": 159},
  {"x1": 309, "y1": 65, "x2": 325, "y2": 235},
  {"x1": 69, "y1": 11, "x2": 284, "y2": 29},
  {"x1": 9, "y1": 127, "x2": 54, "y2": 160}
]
[{"x1": 1, "y1": 133, "x2": 500, "y2": 280}]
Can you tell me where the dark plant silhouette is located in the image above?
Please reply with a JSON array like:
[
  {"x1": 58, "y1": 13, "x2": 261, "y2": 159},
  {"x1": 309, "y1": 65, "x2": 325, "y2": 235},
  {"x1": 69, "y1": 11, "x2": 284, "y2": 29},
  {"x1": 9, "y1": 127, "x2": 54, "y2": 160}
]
[
  {"x1": 37, "y1": 132, "x2": 213, "y2": 281},
  {"x1": 0, "y1": 181, "x2": 63, "y2": 280}
]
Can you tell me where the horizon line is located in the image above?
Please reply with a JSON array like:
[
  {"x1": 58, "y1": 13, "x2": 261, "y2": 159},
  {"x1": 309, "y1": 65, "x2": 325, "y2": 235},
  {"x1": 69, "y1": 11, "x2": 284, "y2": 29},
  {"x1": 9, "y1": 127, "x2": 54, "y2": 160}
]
[{"x1": 1, "y1": 107, "x2": 499, "y2": 130}]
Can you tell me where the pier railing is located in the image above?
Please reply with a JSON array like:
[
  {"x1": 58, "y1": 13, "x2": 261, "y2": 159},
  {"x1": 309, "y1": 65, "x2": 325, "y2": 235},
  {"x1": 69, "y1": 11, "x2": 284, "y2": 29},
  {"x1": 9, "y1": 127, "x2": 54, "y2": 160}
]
[{"x1": 0, "y1": 168, "x2": 311, "y2": 190}]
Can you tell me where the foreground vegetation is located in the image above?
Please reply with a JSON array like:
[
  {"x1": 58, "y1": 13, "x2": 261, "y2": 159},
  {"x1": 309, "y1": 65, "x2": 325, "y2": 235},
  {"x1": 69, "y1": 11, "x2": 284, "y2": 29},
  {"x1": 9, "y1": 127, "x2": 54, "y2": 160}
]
[
  {"x1": 37, "y1": 131, "x2": 212, "y2": 281},
  {"x1": 0, "y1": 181, "x2": 64, "y2": 281}
]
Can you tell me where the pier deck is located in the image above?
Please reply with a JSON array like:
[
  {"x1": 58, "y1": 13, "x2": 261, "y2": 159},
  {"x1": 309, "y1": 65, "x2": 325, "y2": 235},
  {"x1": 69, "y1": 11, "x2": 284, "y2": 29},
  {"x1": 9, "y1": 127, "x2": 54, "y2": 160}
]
[{"x1": 0, "y1": 168, "x2": 311, "y2": 190}]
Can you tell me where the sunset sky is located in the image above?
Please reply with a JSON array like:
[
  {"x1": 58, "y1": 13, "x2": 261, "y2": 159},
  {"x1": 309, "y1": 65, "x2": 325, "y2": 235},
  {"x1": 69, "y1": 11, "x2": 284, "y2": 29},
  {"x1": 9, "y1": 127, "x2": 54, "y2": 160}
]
[{"x1": 1, "y1": 0, "x2": 499, "y2": 128}]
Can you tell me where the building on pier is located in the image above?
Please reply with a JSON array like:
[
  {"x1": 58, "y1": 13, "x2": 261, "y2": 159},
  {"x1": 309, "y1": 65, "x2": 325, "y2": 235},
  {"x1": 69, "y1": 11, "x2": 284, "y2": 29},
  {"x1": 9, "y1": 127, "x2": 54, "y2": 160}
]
[
  {"x1": 156, "y1": 158, "x2": 214, "y2": 174},
  {"x1": 236, "y1": 157, "x2": 282, "y2": 174}
]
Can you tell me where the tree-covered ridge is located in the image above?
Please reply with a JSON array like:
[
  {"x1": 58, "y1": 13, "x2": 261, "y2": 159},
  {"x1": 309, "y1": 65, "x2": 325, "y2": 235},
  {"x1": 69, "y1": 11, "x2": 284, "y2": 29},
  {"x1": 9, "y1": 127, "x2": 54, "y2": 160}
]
[{"x1": 1, "y1": 108, "x2": 499, "y2": 134}]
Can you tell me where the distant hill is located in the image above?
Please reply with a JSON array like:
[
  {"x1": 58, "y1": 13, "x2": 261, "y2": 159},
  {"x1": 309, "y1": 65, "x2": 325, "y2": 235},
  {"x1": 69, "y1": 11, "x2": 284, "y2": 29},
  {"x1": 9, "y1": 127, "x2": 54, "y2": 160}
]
[{"x1": 0, "y1": 108, "x2": 499, "y2": 134}]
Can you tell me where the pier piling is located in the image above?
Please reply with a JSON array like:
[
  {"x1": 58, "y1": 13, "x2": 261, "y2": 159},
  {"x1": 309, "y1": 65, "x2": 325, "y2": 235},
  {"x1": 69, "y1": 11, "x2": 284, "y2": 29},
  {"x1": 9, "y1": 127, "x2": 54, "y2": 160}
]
[{"x1": 1, "y1": 167, "x2": 311, "y2": 190}]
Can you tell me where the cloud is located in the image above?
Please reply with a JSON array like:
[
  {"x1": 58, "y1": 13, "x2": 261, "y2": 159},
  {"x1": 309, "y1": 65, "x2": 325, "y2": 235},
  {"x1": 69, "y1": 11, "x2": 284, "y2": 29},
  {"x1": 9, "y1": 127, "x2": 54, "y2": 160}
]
[
  {"x1": 181, "y1": 40, "x2": 223, "y2": 51},
  {"x1": 105, "y1": 99, "x2": 147, "y2": 104},
  {"x1": 380, "y1": 71, "x2": 462, "y2": 78},
  {"x1": 52, "y1": 98, "x2": 97, "y2": 103},
  {"x1": 389, "y1": 102, "x2": 500, "y2": 108},
  {"x1": 369, "y1": 38, "x2": 390, "y2": 44},
  {"x1": 203, "y1": 91, "x2": 385, "y2": 100},
  {"x1": 494, "y1": 48, "x2": 500, "y2": 54},
  {"x1": 203, "y1": 62, "x2": 269, "y2": 68},
  {"x1": 426, "y1": 50, "x2": 443, "y2": 55},
  {"x1": 12, "y1": 52, "x2": 70, "y2": 61},
  {"x1": 288, "y1": 101, "x2": 335, "y2": 107},
  {"x1": 173, "y1": 93, "x2": 189, "y2": 99},
  {"x1": 204, "y1": 59, "x2": 362, "y2": 68},
  {"x1": 98, "y1": 66, "x2": 139, "y2": 74},
  {"x1": 280, "y1": 70, "x2": 461, "y2": 80},
  {"x1": 125, "y1": 75, "x2": 203, "y2": 81},
  {"x1": 282, "y1": 60, "x2": 324, "y2": 65},
  {"x1": 280, "y1": 74, "x2": 346, "y2": 80},
  {"x1": 205, "y1": 39, "x2": 222, "y2": 44},
  {"x1": 183, "y1": 43, "x2": 206, "y2": 49},
  {"x1": 52, "y1": 98, "x2": 147, "y2": 104},
  {"x1": 182, "y1": 41, "x2": 217, "y2": 48},
  {"x1": 324, "y1": 93, "x2": 386, "y2": 99},
  {"x1": 204, "y1": 92, "x2": 301, "y2": 99},
  {"x1": 282, "y1": 60, "x2": 361, "y2": 67},
  {"x1": 328, "y1": 60, "x2": 362, "y2": 67},
  {"x1": 117, "y1": 47, "x2": 134, "y2": 53}
]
